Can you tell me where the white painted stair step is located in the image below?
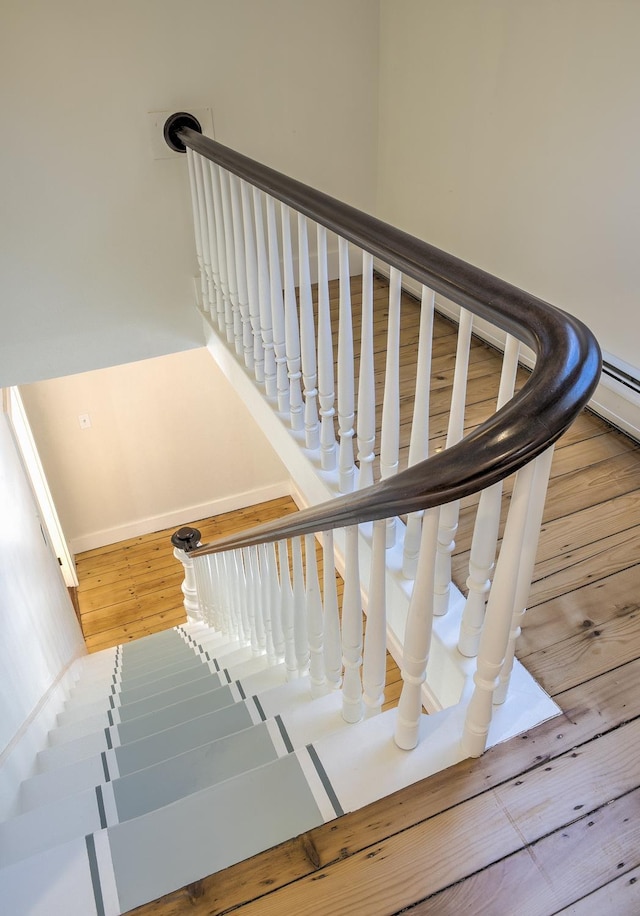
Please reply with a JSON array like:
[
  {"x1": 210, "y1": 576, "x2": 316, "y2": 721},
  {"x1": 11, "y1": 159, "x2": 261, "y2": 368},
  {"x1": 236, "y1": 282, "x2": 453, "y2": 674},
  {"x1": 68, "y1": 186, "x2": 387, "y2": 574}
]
[
  {"x1": 0, "y1": 747, "x2": 340, "y2": 916},
  {"x1": 23, "y1": 682, "x2": 250, "y2": 810},
  {"x1": 3, "y1": 718, "x2": 294, "y2": 867}
]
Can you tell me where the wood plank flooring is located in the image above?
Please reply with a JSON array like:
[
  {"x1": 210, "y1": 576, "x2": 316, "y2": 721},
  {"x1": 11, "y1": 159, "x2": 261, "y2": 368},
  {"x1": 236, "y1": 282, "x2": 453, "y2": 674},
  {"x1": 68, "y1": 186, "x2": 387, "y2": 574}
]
[{"x1": 78, "y1": 277, "x2": 640, "y2": 915}]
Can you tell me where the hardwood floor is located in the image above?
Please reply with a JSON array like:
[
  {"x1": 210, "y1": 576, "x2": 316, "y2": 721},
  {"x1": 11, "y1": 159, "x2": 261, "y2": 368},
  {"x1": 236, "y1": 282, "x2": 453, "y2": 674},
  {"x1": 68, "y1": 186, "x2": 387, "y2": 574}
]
[{"x1": 78, "y1": 280, "x2": 640, "y2": 914}]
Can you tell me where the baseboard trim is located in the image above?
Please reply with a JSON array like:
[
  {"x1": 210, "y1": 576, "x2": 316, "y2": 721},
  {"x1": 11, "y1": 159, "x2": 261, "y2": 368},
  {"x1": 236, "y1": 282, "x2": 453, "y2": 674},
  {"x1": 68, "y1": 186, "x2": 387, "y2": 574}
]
[{"x1": 68, "y1": 482, "x2": 292, "y2": 554}]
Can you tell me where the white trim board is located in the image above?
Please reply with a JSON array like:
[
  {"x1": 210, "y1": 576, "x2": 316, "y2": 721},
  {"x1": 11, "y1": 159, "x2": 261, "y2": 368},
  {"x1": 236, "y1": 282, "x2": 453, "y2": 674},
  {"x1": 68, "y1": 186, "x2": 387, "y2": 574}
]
[{"x1": 68, "y1": 481, "x2": 291, "y2": 554}]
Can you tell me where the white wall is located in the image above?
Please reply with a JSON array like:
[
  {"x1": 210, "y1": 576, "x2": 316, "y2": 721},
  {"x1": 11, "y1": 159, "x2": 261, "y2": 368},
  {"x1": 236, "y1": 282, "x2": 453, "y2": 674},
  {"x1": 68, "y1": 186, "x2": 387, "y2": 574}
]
[
  {"x1": 19, "y1": 348, "x2": 289, "y2": 553},
  {"x1": 0, "y1": 409, "x2": 85, "y2": 816},
  {"x1": 377, "y1": 0, "x2": 640, "y2": 373},
  {"x1": 1, "y1": 0, "x2": 380, "y2": 388}
]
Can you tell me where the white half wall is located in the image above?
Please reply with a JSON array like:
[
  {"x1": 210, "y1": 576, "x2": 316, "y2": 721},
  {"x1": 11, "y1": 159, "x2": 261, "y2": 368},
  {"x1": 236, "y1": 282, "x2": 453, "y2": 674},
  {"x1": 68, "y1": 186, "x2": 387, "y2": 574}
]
[
  {"x1": 19, "y1": 348, "x2": 290, "y2": 554},
  {"x1": 0, "y1": 409, "x2": 85, "y2": 819},
  {"x1": 0, "y1": 0, "x2": 379, "y2": 388},
  {"x1": 377, "y1": 0, "x2": 640, "y2": 377}
]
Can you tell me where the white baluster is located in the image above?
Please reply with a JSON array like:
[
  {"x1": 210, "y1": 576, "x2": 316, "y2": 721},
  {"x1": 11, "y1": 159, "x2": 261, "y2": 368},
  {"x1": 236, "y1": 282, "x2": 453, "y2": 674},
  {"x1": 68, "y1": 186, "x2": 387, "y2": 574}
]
[
  {"x1": 259, "y1": 543, "x2": 276, "y2": 664},
  {"x1": 278, "y1": 539, "x2": 298, "y2": 680},
  {"x1": 219, "y1": 169, "x2": 243, "y2": 357},
  {"x1": 185, "y1": 149, "x2": 208, "y2": 314},
  {"x1": 357, "y1": 251, "x2": 376, "y2": 490},
  {"x1": 252, "y1": 188, "x2": 277, "y2": 398},
  {"x1": 209, "y1": 163, "x2": 233, "y2": 341},
  {"x1": 281, "y1": 204, "x2": 304, "y2": 431},
  {"x1": 292, "y1": 537, "x2": 309, "y2": 676},
  {"x1": 458, "y1": 334, "x2": 520, "y2": 656},
  {"x1": 462, "y1": 456, "x2": 540, "y2": 757},
  {"x1": 234, "y1": 549, "x2": 251, "y2": 644},
  {"x1": 249, "y1": 545, "x2": 265, "y2": 654},
  {"x1": 298, "y1": 215, "x2": 320, "y2": 451},
  {"x1": 267, "y1": 541, "x2": 284, "y2": 661},
  {"x1": 322, "y1": 529, "x2": 342, "y2": 691},
  {"x1": 266, "y1": 196, "x2": 289, "y2": 414},
  {"x1": 434, "y1": 308, "x2": 473, "y2": 614},
  {"x1": 363, "y1": 520, "x2": 387, "y2": 717},
  {"x1": 380, "y1": 267, "x2": 402, "y2": 546},
  {"x1": 229, "y1": 175, "x2": 253, "y2": 371},
  {"x1": 495, "y1": 446, "x2": 555, "y2": 703},
  {"x1": 242, "y1": 546, "x2": 259, "y2": 654},
  {"x1": 403, "y1": 285, "x2": 435, "y2": 579},
  {"x1": 199, "y1": 154, "x2": 222, "y2": 322},
  {"x1": 192, "y1": 153, "x2": 216, "y2": 316},
  {"x1": 341, "y1": 525, "x2": 363, "y2": 723},
  {"x1": 395, "y1": 506, "x2": 439, "y2": 750},
  {"x1": 337, "y1": 237, "x2": 356, "y2": 492},
  {"x1": 240, "y1": 180, "x2": 264, "y2": 383},
  {"x1": 305, "y1": 534, "x2": 326, "y2": 697},
  {"x1": 317, "y1": 225, "x2": 337, "y2": 471}
]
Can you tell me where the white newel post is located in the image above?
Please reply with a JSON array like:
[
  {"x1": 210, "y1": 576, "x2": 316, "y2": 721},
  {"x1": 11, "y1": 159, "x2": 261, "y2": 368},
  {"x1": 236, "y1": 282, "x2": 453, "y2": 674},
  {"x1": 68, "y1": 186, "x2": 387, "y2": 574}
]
[{"x1": 171, "y1": 527, "x2": 203, "y2": 623}]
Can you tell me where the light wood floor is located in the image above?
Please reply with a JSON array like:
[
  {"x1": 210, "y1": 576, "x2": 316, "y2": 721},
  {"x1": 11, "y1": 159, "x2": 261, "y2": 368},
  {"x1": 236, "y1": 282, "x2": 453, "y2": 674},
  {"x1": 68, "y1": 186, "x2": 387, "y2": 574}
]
[{"x1": 78, "y1": 279, "x2": 640, "y2": 914}]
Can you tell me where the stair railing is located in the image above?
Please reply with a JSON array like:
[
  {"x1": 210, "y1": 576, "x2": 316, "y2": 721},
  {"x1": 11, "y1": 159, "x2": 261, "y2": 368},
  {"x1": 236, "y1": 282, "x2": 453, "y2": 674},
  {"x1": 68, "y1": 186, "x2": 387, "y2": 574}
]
[{"x1": 166, "y1": 113, "x2": 600, "y2": 757}]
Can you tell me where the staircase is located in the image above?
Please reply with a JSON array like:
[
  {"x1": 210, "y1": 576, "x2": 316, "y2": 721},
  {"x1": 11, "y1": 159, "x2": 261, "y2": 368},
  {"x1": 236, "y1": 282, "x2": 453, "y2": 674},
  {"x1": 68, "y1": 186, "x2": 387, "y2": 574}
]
[{"x1": 1, "y1": 621, "x2": 445, "y2": 915}]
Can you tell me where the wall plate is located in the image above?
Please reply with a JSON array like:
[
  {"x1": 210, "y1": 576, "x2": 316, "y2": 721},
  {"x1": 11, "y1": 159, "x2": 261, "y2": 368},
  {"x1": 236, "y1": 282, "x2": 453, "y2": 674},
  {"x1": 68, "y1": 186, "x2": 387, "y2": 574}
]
[{"x1": 147, "y1": 107, "x2": 214, "y2": 159}]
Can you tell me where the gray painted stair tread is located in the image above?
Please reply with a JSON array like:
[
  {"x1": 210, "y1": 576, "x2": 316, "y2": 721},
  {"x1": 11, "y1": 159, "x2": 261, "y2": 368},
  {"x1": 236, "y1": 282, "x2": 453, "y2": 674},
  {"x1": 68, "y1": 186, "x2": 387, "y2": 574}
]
[
  {"x1": 118, "y1": 653, "x2": 205, "y2": 689},
  {"x1": 109, "y1": 751, "x2": 325, "y2": 913},
  {"x1": 116, "y1": 663, "x2": 212, "y2": 705},
  {"x1": 114, "y1": 700, "x2": 256, "y2": 777},
  {"x1": 116, "y1": 668, "x2": 227, "y2": 722},
  {"x1": 116, "y1": 682, "x2": 239, "y2": 744},
  {"x1": 113, "y1": 720, "x2": 280, "y2": 821}
]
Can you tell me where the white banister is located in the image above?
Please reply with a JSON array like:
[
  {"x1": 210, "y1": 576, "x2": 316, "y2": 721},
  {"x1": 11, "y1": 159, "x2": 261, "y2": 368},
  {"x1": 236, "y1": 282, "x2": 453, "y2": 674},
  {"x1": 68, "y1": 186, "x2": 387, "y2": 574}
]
[
  {"x1": 218, "y1": 168, "x2": 243, "y2": 358},
  {"x1": 462, "y1": 455, "x2": 542, "y2": 757},
  {"x1": 209, "y1": 163, "x2": 234, "y2": 345},
  {"x1": 337, "y1": 237, "x2": 356, "y2": 492},
  {"x1": 229, "y1": 174, "x2": 253, "y2": 372},
  {"x1": 495, "y1": 445, "x2": 555, "y2": 704},
  {"x1": 252, "y1": 188, "x2": 277, "y2": 399},
  {"x1": 278, "y1": 539, "x2": 298, "y2": 680},
  {"x1": 185, "y1": 149, "x2": 208, "y2": 316},
  {"x1": 266, "y1": 196, "x2": 289, "y2": 415},
  {"x1": 395, "y1": 506, "x2": 439, "y2": 750},
  {"x1": 200, "y1": 157, "x2": 225, "y2": 330},
  {"x1": 322, "y1": 529, "x2": 342, "y2": 691},
  {"x1": 380, "y1": 267, "x2": 402, "y2": 547},
  {"x1": 258, "y1": 543, "x2": 276, "y2": 664},
  {"x1": 402, "y1": 285, "x2": 435, "y2": 579},
  {"x1": 316, "y1": 225, "x2": 337, "y2": 471},
  {"x1": 242, "y1": 547, "x2": 258, "y2": 653},
  {"x1": 249, "y1": 545, "x2": 266, "y2": 654},
  {"x1": 341, "y1": 525, "x2": 363, "y2": 723},
  {"x1": 240, "y1": 180, "x2": 265, "y2": 383},
  {"x1": 357, "y1": 251, "x2": 376, "y2": 490},
  {"x1": 305, "y1": 534, "x2": 326, "y2": 697},
  {"x1": 297, "y1": 215, "x2": 321, "y2": 451},
  {"x1": 281, "y1": 204, "x2": 304, "y2": 432},
  {"x1": 267, "y1": 541, "x2": 284, "y2": 661},
  {"x1": 434, "y1": 307, "x2": 473, "y2": 614},
  {"x1": 458, "y1": 333, "x2": 521, "y2": 657},
  {"x1": 362, "y1": 519, "x2": 387, "y2": 716},
  {"x1": 292, "y1": 536, "x2": 309, "y2": 676},
  {"x1": 173, "y1": 541, "x2": 203, "y2": 624}
]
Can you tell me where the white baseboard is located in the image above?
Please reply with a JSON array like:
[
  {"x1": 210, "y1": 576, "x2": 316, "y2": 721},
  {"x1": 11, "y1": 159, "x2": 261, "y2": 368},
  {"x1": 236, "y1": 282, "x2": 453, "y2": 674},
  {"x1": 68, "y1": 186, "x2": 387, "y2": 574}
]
[{"x1": 68, "y1": 481, "x2": 292, "y2": 554}]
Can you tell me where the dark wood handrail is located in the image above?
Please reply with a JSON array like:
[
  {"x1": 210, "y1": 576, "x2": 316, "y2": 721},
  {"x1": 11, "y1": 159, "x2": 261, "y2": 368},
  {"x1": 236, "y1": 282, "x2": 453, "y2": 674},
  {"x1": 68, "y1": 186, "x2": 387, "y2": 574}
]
[{"x1": 178, "y1": 127, "x2": 601, "y2": 558}]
